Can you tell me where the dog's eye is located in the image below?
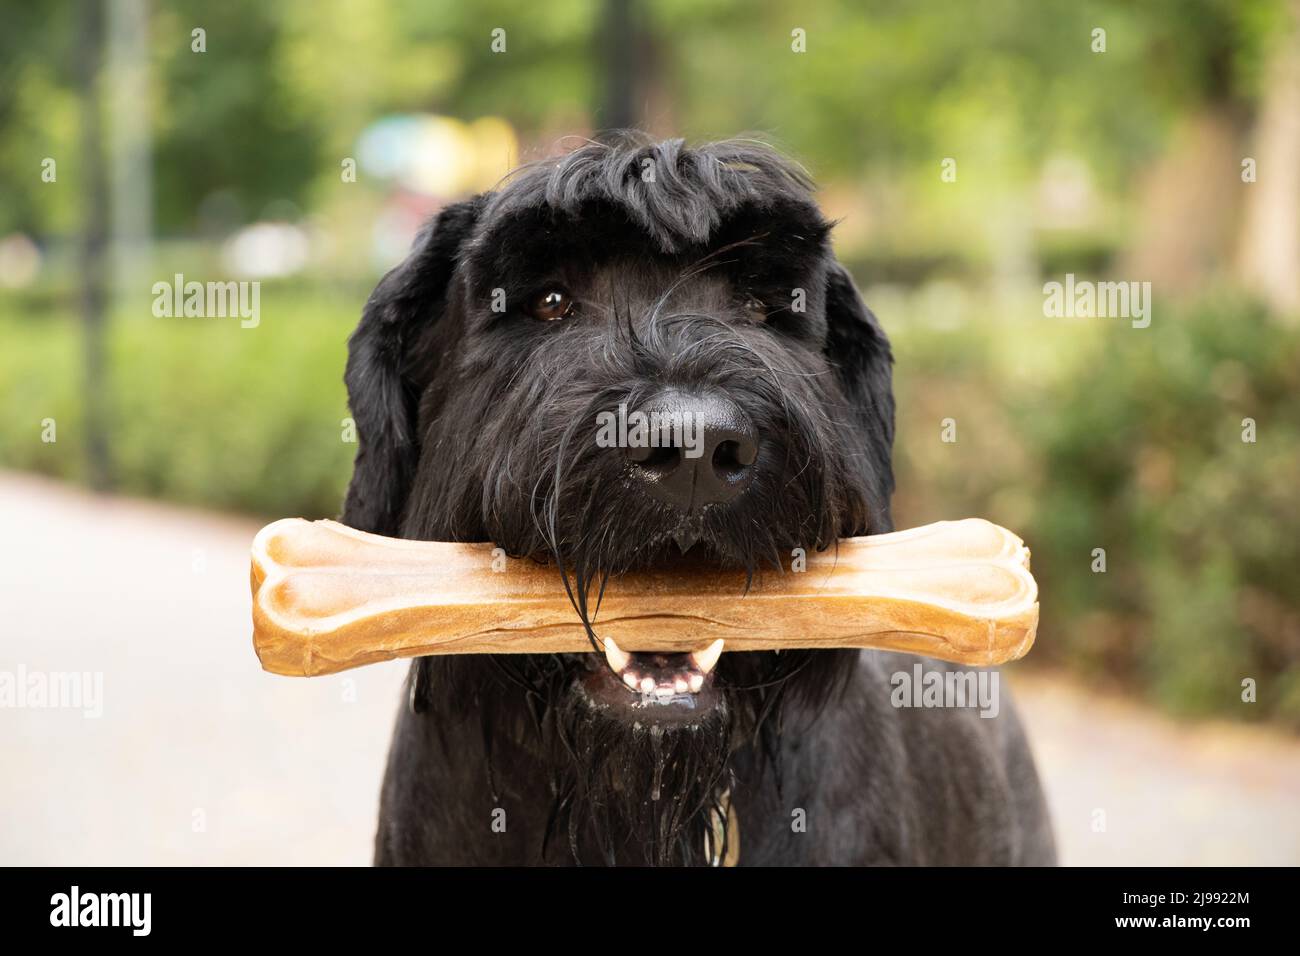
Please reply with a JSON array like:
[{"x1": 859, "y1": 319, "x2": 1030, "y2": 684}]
[{"x1": 528, "y1": 289, "x2": 575, "y2": 322}]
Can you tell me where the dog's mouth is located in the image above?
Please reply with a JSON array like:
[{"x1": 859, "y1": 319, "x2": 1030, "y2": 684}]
[
  {"x1": 606, "y1": 636, "x2": 723, "y2": 697},
  {"x1": 529, "y1": 523, "x2": 765, "y2": 717},
  {"x1": 563, "y1": 533, "x2": 736, "y2": 713},
  {"x1": 576, "y1": 636, "x2": 726, "y2": 719}
]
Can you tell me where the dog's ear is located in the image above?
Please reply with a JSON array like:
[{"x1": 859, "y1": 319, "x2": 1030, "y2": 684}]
[
  {"x1": 823, "y1": 261, "x2": 896, "y2": 524},
  {"x1": 341, "y1": 197, "x2": 484, "y2": 535}
]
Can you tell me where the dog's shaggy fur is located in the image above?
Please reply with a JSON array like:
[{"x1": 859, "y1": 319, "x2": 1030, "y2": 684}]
[{"x1": 342, "y1": 134, "x2": 1056, "y2": 865}]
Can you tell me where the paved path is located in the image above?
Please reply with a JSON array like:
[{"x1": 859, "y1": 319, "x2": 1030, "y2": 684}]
[{"x1": 2, "y1": 472, "x2": 1296, "y2": 865}]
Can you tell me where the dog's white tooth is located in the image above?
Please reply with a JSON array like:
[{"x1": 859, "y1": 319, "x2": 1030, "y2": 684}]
[
  {"x1": 688, "y1": 673, "x2": 704, "y2": 693},
  {"x1": 603, "y1": 636, "x2": 630, "y2": 673},
  {"x1": 674, "y1": 677, "x2": 689, "y2": 694},
  {"x1": 691, "y1": 638, "x2": 725, "y2": 675},
  {"x1": 640, "y1": 676, "x2": 656, "y2": 694},
  {"x1": 624, "y1": 671, "x2": 640, "y2": 689}
]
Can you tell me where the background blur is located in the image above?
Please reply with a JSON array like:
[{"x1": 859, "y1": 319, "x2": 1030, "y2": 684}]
[{"x1": 1, "y1": 0, "x2": 1298, "y2": 865}]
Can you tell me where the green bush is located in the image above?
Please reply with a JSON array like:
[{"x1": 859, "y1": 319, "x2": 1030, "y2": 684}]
[
  {"x1": 885, "y1": 291, "x2": 1300, "y2": 728},
  {"x1": 0, "y1": 285, "x2": 360, "y2": 518},
  {"x1": 1021, "y1": 293, "x2": 1300, "y2": 727}
]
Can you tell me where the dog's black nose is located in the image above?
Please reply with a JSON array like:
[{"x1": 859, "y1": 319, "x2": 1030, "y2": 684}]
[{"x1": 623, "y1": 391, "x2": 759, "y2": 512}]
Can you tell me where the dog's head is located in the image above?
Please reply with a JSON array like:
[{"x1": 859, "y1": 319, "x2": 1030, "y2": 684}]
[{"x1": 343, "y1": 135, "x2": 894, "y2": 863}]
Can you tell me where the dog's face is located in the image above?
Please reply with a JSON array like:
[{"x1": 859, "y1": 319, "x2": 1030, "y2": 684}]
[{"x1": 343, "y1": 138, "x2": 895, "y2": 863}]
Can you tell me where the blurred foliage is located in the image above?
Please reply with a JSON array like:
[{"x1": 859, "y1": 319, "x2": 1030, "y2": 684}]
[
  {"x1": 0, "y1": 286, "x2": 358, "y2": 517},
  {"x1": 0, "y1": 0, "x2": 1290, "y2": 240},
  {"x1": 150, "y1": 2, "x2": 323, "y2": 231},
  {"x1": 1024, "y1": 295, "x2": 1300, "y2": 725},
  {"x1": 0, "y1": 0, "x2": 81, "y2": 235},
  {"x1": 886, "y1": 291, "x2": 1300, "y2": 728}
]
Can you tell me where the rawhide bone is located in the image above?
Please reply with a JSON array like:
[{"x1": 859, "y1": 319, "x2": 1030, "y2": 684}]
[{"x1": 250, "y1": 517, "x2": 1038, "y2": 677}]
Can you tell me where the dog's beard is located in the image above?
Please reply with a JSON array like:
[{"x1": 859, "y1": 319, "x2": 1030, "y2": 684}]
[
  {"x1": 551, "y1": 647, "x2": 861, "y2": 865},
  {"x1": 552, "y1": 677, "x2": 733, "y2": 866},
  {"x1": 411, "y1": 646, "x2": 855, "y2": 865}
]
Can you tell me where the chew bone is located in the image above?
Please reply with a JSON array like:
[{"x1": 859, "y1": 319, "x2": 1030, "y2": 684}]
[{"x1": 251, "y1": 518, "x2": 1038, "y2": 677}]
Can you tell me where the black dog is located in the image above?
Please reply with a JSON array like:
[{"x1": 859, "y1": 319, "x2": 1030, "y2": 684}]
[{"x1": 341, "y1": 135, "x2": 1056, "y2": 865}]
